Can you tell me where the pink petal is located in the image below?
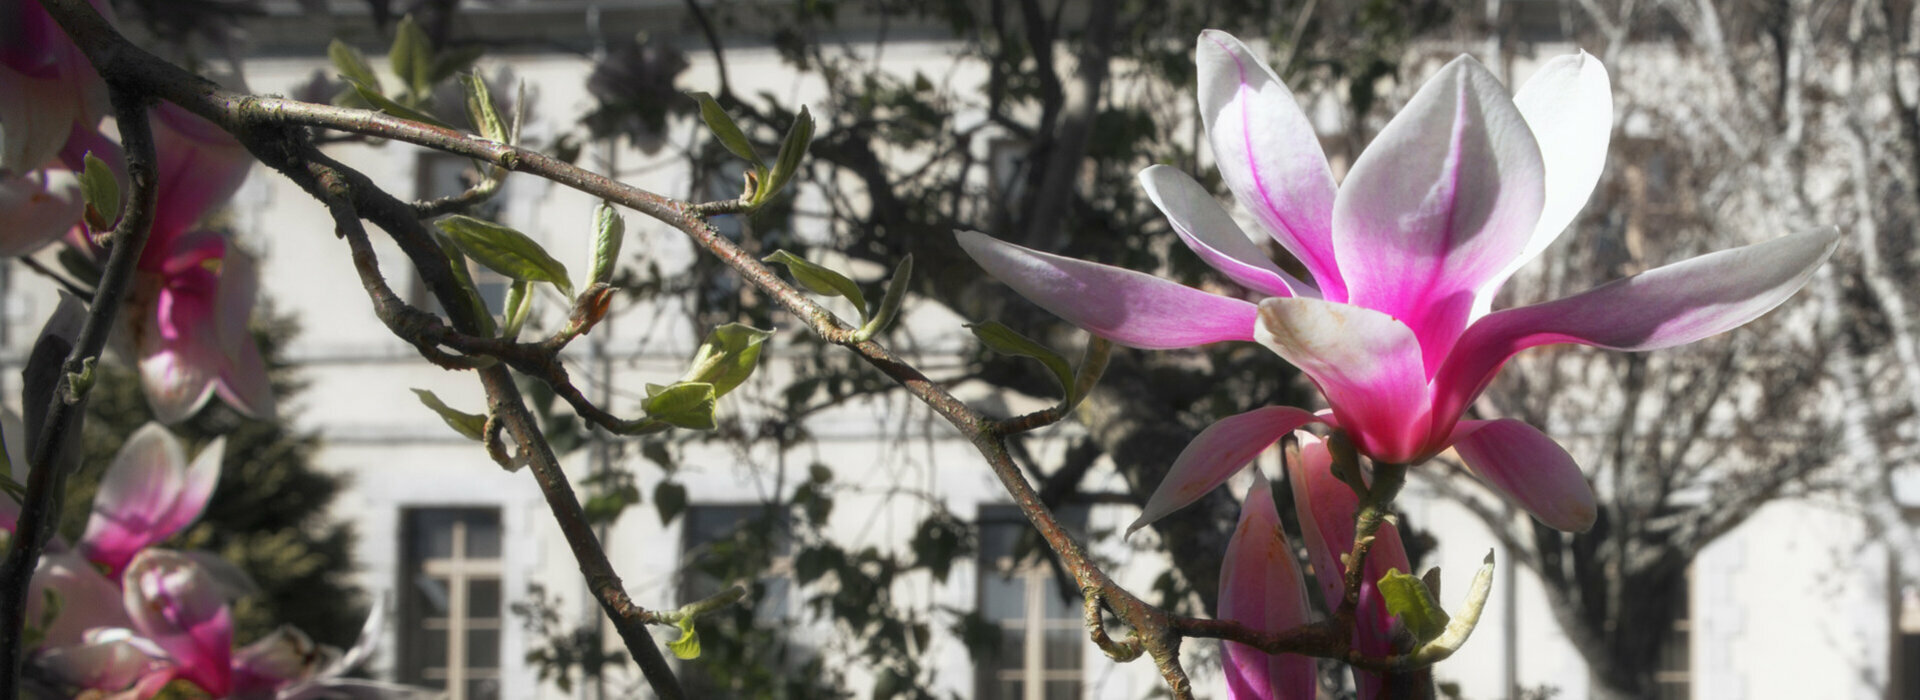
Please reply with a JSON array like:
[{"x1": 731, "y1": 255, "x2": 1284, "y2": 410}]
[
  {"x1": 1140, "y1": 165, "x2": 1312, "y2": 299},
  {"x1": 156, "y1": 436, "x2": 223, "y2": 541},
  {"x1": 1476, "y1": 52, "x2": 1613, "y2": 318},
  {"x1": 80, "y1": 423, "x2": 189, "y2": 574},
  {"x1": 149, "y1": 103, "x2": 252, "y2": 254},
  {"x1": 0, "y1": 170, "x2": 84, "y2": 256},
  {"x1": 1218, "y1": 473, "x2": 1315, "y2": 700},
  {"x1": 957, "y1": 230, "x2": 1259, "y2": 349},
  {"x1": 1254, "y1": 298, "x2": 1434, "y2": 463},
  {"x1": 1449, "y1": 419, "x2": 1596, "y2": 532},
  {"x1": 1128, "y1": 406, "x2": 1321, "y2": 535},
  {"x1": 123, "y1": 549, "x2": 234, "y2": 697},
  {"x1": 1333, "y1": 55, "x2": 1545, "y2": 373},
  {"x1": 36, "y1": 636, "x2": 168, "y2": 692},
  {"x1": 30, "y1": 551, "x2": 132, "y2": 648},
  {"x1": 1196, "y1": 30, "x2": 1343, "y2": 300},
  {"x1": 1432, "y1": 229, "x2": 1839, "y2": 436},
  {"x1": 0, "y1": 65, "x2": 84, "y2": 174}
]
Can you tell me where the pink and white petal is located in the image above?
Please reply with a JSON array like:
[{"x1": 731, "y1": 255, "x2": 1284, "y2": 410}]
[
  {"x1": 0, "y1": 66, "x2": 84, "y2": 174},
  {"x1": 79, "y1": 423, "x2": 187, "y2": 573},
  {"x1": 139, "y1": 345, "x2": 220, "y2": 425},
  {"x1": 150, "y1": 103, "x2": 252, "y2": 248},
  {"x1": 1332, "y1": 55, "x2": 1545, "y2": 372},
  {"x1": 1255, "y1": 299, "x2": 1434, "y2": 463},
  {"x1": 151, "y1": 437, "x2": 224, "y2": 545},
  {"x1": 30, "y1": 551, "x2": 132, "y2": 648},
  {"x1": 216, "y1": 334, "x2": 276, "y2": 421},
  {"x1": 1432, "y1": 229, "x2": 1839, "y2": 434},
  {"x1": 1285, "y1": 434, "x2": 1345, "y2": 607},
  {"x1": 1128, "y1": 406, "x2": 1321, "y2": 535},
  {"x1": 36, "y1": 636, "x2": 167, "y2": 691},
  {"x1": 958, "y1": 230, "x2": 1260, "y2": 349},
  {"x1": 1476, "y1": 52, "x2": 1613, "y2": 318},
  {"x1": 212, "y1": 248, "x2": 277, "y2": 419},
  {"x1": 123, "y1": 549, "x2": 234, "y2": 697},
  {"x1": 0, "y1": 170, "x2": 84, "y2": 256},
  {"x1": 1218, "y1": 473, "x2": 1315, "y2": 700},
  {"x1": 1197, "y1": 30, "x2": 1343, "y2": 300},
  {"x1": 1449, "y1": 419, "x2": 1596, "y2": 532},
  {"x1": 1141, "y1": 165, "x2": 1312, "y2": 299}
]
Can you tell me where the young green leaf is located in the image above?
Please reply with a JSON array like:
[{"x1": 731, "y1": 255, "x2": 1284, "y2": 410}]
[
  {"x1": 346, "y1": 76, "x2": 455, "y2": 129},
  {"x1": 461, "y1": 73, "x2": 508, "y2": 143},
  {"x1": 389, "y1": 15, "x2": 435, "y2": 96},
  {"x1": 757, "y1": 105, "x2": 815, "y2": 206},
  {"x1": 328, "y1": 39, "x2": 381, "y2": 92},
  {"x1": 1378, "y1": 568, "x2": 1451, "y2": 645},
  {"x1": 763, "y1": 250, "x2": 867, "y2": 321},
  {"x1": 431, "y1": 232, "x2": 497, "y2": 336},
  {"x1": 437, "y1": 215, "x2": 574, "y2": 297},
  {"x1": 678, "y1": 323, "x2": 772, "y2": 398},
  {"x1": 412, "y1": 389, "x2": 486, "y2": 441},
  {"x1": 642, "y1": 382, "x2": 718, "y2": 430},
  {"x1": 967, "y1": 321, "x2": 1075, "y2": 399},
  {"x1": 78, "y1": 152, "x2": 120, "y2": 230},
  {"x1": 588, "y1": 202, "x2": 625, "y2": 286},
  {"x1": 856, "y1": 254, "x2": 912, "y2": 341},
  {"x1": 667, "y1": 618, "x2": 701, "y2": 659},
  {"x1": 500, "y1": 280, "x2": 533, "y2": 339},
  {"x1": 689, "y1": 91, "x2": 764, "y2": 169}
]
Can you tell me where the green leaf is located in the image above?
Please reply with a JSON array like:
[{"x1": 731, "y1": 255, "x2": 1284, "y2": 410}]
[
  {"x1": 808, "y1": 463, "x2": 832, "y2": 484},
  {"x1": 756, "y1": 105, "x2": 815, "y2": 206},
  {"x1": 345, "y1": 76, "x2": 455, "y2": 129},
  {"x1": 437, "y1": 215, "x2": 574, "y2": 297},
  {"x1": 389, "y1": 15, "x2": 435, "y2": 95},
  {"x1": 500, "y1": 280, "x2": 533, "y2": 339},
  {"x1": 967, "y1": 321, "x2": 1075, "y2": 399},
  {"x1": 328, "y1": 39, "x2": 381, "y2": 92},
  {"x1": 79, "y1": 152, "x2": 120, "y2": 229},
  {"x1": 856, "y1": 254, "x2": 911, "y2": 340},
  {"x1": 431, "y1": 232, "x2": 497, "y2": 336},
  {"x1": 654, "y1": 480, "x2": 688, "y2": 526},
  {"x1": 1378, "y1": 568, "x2": 1451, "y2": 644},
  {"x1": 763, "y1": 250, "x2": 867, "y2": 321},
  {"x1": 677, "y1": 323, "x2": 771, "y2": 398},
  {"x1": 667, "y1": 618, "x2": 701, "y2": 660},
  {"x1": 411, "y1": 389, "x2": 486, "y2": 441},
  {"x1": 642, "y1": 382, "x2": 717, "y2": 430},
  {"x1": 689, "y1": 91, "x2": 764, "y2": 169},
  {"x1": 461, "y1": 73, "x2": 508, "y2": 143},
  {"x1": 589, "y1": 202, "x2": 625, "y2": 286}
]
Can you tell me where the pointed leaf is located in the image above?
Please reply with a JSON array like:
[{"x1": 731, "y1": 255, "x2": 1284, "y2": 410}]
[
  {"x1": 438, "y1": 215, "x2": 574, "y2": 297},
  {"x1": 432, "y1": 232, "x2": 497, "y2": 336},
  {"x1": 967, "y1": 321, "x2": 1075, "y2": 400},
  {"x1": 461, "y1": 73, "x2": 508, "y2": 143},
  {"x1": 858, "y1": 254, "x2": 912, "y2": 340},
  {"x1": 690, "y1": 91, "x2": 764, "y2": 169},
  {"x1": 589, "y1": 202, "x2": 625, "y2": 286},
  {"x1": 328, "y1": 39, "x2": 381, "y2": 92},
  {"x1": 346, "y1": 76, "x2": 455, "y2": 130},
  {"x1": 412, "y1": 389, "x2": 486, "y2": 441},
  {"x1": 1378, "y1": 568, "x2": 1450, "y2": 644},
  {"x1": 667, "y1": 618, "x2": 701, "y2": 659},
  {"x1": 763, "y1": 250, "x2": 868, "y2": 319},
  {"x1": 758, "y1": 105, "x2": 815, "y2": 206},
  {"x1": 654, "y1": 480, "x2": 688, "y2": 526},
  {"x1": 389, "y1": 15, "x2": 434, "y2": 95},
  {"x1": 642, "y1": 382, "x2": 717, "y2": 430},
  {"x1": 79, "y1": 152, "x2": 120, "y2": 229},
  {"x1": 679, "y1": 323, "x2": 772, "y2": 398}
]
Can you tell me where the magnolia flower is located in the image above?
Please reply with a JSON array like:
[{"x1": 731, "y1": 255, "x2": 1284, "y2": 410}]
[
  {"x1": 1217, "y1": 473, "x2": 1313, "y2": 699},
  {"x1": 960, "y1": 31, "x2": 1837, "y2": 533},
  {"x1": 118, "y1": 103, "x2": 272, "y2": 424},
  {"x1": 123, "y1": 548, "x2": 237, "y2": 696},
  {"x1": 77, "y1": 423, "x2": 224, "y2": 576}
]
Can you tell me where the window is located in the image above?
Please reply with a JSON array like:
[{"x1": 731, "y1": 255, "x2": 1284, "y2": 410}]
[
  {"x1": 416, "y1": 153, "x2": 510, "y2": 314},
  {"x1": 679, "y1": 504, "x2": 792, "y2": 622},
  {"x1": 1654, "y1": 571, "x2": 1692, "y2": 700},
  {"x1": 976, "y1": 504, "x2": 1085, "y2": 700},
  {"x1": 399, "y1": 508, "x2": 504, "y2": 699},
  {"x1": 1895, "y1": 585, "x2": 1920, "y2": 699}
]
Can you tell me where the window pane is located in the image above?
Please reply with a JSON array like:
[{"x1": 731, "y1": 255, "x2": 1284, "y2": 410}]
[
  {"x1": 411, "y1": 628, "x2": 447, "y2": 668},
  {"x1": 996, "y1": 679, "x2": 1024, "y2": 699},
  {"x1": 412, "y1": 576, "x2": 451, "y2": 617},
  {"x1": 468, "y1": 628, "x2": 500, "y2": 669},
  {"x1": 1043, "y1": 628, "x2": 1082, "y2": 670},
  {"x1": 414, "y1": 511, "x2": 457, "y2": 559},
  {"x1": 468, "y1": 578, "x2": 500, "y2": 618},
  {"x1": 1044, "y1": 680, "x2": 1081, "y2": 700},
  {"x1": 1039, "y1": 583, "x2": 1076, "y2": 620},
  {"x1": 467, "y1": 678, "x2": 501, "y2": 700},
  {"x1": 980, "y1": 573, "x2": 1026, "y2": 620},
  {"x1": 993, "y1": 625, "x2": 1026, "y2": 670},
  {"x1": 465, "y1": 512, "x2": 502, "y2": 558}
]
